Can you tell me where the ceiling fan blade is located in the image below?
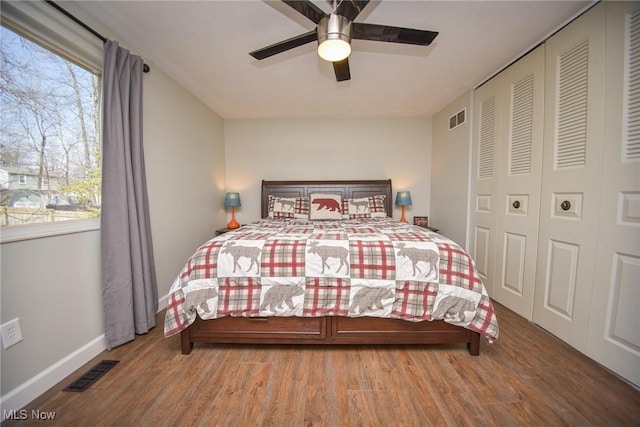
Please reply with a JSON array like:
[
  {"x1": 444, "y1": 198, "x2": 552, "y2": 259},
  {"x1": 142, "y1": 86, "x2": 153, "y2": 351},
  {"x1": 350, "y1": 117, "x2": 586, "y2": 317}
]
[
  {"x1": 335, "y1": 0, "x2": 370, "y2": 21},
  {"x1": 352, "y1": 23, "x2": 438, "y2": 46},
  {"x1": 333, "y1": 58, "x2": 351, "y2": 82},
  {"x1": 249, "y1": 30, "x2": 317, "y2": 60},
  {"x1": 282, "y1": 0, "x2": 327, "y2": 24}
]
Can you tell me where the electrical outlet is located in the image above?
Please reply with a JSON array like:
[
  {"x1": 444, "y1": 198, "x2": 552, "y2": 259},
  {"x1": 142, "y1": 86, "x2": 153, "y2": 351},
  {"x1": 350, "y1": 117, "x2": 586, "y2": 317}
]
[{"x1": 1, "y1": 318, "x2": 23, "y2": 349}]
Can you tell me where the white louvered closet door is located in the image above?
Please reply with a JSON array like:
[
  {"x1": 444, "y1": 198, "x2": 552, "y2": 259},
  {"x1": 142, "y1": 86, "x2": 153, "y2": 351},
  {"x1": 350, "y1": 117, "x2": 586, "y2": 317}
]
[
  {"x1": 471, "y1": 76, "x2": 503, "y2": 296},
  {"x1": 492, "y1": 46, "x2": 545, "y2": 320},
  {"x1": 533, "y1": 3, "x2": 606, "y2": 351},
  {"x1": 585, "y1": 2, "x2": 640, "y2": 388}
]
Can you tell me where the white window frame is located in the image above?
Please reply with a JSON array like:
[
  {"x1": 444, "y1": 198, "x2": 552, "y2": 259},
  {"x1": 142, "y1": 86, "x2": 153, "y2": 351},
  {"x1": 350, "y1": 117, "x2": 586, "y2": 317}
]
[{"x1": 1, "y1": 0, "x2": 103, "y2": 243}]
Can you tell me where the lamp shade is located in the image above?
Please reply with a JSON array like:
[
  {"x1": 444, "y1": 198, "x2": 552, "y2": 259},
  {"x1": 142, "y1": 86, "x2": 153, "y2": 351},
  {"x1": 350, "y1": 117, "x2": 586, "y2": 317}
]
[
  {"x1": 224, "y1": 192, "x2": 241, "y2": 208},
  {"x1": 395, "y1": 191, "x2": 412, "y2": 207}
]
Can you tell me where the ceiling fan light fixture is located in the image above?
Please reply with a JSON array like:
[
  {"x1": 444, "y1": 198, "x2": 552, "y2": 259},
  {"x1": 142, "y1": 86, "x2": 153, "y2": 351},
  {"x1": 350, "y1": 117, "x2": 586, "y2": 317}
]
[
  {"x1": 318, "y1": 39, "x2": 351, "y2": 62},
  {"x1": 317, "y1": 14, "x2": 352, "y2": 62}
]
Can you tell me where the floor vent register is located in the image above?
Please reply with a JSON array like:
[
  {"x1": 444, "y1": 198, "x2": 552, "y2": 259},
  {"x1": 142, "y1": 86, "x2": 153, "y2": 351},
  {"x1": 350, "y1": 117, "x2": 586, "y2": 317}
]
[{"x1": 63, "y1": 360, "x2": 120, "y2": 392}]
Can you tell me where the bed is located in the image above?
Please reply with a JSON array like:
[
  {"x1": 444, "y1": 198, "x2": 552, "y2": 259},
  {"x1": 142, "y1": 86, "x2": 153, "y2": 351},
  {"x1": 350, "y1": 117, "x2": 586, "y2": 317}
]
[{"x1": 164, "y1": 179, "x2": 499, "y2": 355}]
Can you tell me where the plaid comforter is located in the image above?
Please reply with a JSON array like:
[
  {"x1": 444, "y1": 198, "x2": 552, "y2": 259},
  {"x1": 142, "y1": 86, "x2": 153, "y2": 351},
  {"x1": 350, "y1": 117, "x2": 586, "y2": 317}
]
[{"x1": 164, "y1": 218, "x2": 499, "y2": 343}]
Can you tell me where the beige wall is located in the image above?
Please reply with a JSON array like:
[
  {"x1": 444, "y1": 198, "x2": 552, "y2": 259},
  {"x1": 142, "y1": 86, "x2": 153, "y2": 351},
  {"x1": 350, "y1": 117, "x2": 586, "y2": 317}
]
[
  {"x1": 143, "y1": 67, "x2": 226, "y2": 300},
  {"x1": 0, "y1": 231, "x2": 103, "y2": 397},
  {"x1": 224, "y1": 117, "x2": 432, "y2": 223},
  {"x1": 430, "y1": 91, "x2": 473, "y2": 247},
  {"x1": 0, "y1": 63, "x2": 225, "y2": 403}
]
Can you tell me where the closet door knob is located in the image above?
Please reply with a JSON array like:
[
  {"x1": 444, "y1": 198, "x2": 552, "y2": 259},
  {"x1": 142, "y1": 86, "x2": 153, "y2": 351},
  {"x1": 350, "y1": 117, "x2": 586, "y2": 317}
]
[
  {"x1": 561, "y1": 200, "x2": 571, "y2": 211},
  {"x1": 512, "y1": 200, "x2": 521, "y2": 209}
]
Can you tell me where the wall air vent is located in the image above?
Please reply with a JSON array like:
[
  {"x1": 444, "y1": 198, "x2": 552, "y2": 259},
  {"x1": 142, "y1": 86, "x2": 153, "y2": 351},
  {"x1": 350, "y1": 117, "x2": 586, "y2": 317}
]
[{"x1": 449, "y1": 108, "x2": 467, "y2": 130}]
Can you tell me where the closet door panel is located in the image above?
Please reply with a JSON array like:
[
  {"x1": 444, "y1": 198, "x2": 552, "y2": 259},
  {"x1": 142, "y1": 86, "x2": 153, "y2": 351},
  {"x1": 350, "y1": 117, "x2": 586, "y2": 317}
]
[
  {"x1": 544, "y1": 240, "x2": 579, "y2": 319},
  {"x1": 492, "y1": 46, "x2": 545, "y2": 319},
  {"x1": 533, "y1": 3, "x2": 605, "y2": 351},
  {"x1": 473, "y1": 226, "x2": 491, "y2": 280},
  {"x1": 471, "y1": 77, "x2": 503, "y2": 296},
  {"x1": 585, "y1": 2, "x2": 640, "y2": 388},
  {"x1": 501, "y1": 232, "x2": 527, "y2": 295}
]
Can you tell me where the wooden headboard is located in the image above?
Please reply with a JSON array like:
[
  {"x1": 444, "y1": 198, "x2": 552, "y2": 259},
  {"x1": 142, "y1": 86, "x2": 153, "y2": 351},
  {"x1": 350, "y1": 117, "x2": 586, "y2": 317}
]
[{"x1": 261, "y1": 179, "x2": 393, "y2": 218}]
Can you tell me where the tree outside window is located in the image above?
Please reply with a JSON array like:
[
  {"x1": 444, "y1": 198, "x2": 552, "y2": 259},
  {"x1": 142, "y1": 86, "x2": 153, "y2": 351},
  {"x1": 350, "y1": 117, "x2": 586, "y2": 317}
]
[{"x1": 0, "y1": 25, "x2": 101, "y2": 227}]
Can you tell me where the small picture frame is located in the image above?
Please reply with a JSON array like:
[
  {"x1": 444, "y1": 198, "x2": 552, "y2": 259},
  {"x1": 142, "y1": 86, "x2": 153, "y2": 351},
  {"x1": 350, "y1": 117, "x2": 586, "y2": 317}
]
[{"x1": 413, "y1": 216, "x2": 429, "y2": 227}]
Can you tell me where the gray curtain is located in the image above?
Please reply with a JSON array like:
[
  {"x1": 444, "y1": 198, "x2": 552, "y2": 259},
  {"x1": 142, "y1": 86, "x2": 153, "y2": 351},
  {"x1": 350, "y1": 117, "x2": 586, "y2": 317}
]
[{"x1": 101, "y1": 39, "x2": 158, "y2": 349}]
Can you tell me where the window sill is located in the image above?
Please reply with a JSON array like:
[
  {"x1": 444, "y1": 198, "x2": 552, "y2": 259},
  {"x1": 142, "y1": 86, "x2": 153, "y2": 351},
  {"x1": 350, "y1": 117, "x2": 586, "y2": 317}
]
[{"x1": 0, "y1": 217, "x2": 100, "y2": 244}]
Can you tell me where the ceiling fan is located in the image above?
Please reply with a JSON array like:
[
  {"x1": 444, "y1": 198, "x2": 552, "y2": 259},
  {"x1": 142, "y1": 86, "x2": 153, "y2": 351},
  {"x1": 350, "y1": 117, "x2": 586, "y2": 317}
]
[{"x1": 249, "y1": 0, "x2": 439, "y2": 82}]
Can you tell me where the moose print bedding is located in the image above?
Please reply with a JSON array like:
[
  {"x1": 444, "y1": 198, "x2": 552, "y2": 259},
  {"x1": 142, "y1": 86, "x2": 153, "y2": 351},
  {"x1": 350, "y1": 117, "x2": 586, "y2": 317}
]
[{"x1": 164, "y1": 218, "x2": 499, "y2": 343}]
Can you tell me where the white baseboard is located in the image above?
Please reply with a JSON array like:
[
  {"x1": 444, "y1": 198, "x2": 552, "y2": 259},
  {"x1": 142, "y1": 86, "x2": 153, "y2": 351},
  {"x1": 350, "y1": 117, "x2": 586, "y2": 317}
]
[
  {"x1": 157, "y1": 292, "x2": 169, "y2": 312},
  {"x1": 0, "y1": 294, "x2": 169, "y2": 421},
  {"x1": 1, "y1": 294, "x2": 169, "y2": 420},
  {"x1": 0, "y1": 334, "x2": 107, "y2": 419}
]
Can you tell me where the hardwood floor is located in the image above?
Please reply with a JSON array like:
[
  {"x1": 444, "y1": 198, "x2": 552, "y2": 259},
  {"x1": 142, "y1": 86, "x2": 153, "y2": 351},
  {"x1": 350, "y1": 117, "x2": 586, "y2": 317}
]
[{"x1": 4, "y1": 303, "x2": 639, "y2": 426}]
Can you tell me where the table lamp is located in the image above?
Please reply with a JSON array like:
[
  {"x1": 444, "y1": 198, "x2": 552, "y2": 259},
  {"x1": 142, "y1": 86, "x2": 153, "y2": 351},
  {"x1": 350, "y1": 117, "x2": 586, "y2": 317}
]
[
  {"x1": 395, "y1": 191, "x2": 412, "y2": 223},
  {"x1": 224, "y1": 192, "x2": 241, "y2": 229}
]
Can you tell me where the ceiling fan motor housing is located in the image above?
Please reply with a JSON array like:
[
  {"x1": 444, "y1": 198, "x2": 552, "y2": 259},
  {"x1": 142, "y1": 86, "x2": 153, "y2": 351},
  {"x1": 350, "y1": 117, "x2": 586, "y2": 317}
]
[{"x1": 317, "y1": 13, "x2": 352, "y2": 61}]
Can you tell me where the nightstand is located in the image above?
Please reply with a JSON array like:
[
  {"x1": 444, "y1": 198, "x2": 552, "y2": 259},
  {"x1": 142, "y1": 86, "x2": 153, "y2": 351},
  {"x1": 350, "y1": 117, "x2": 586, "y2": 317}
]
[
  {"x1": 216, "y1": 227, "x2": 238, "y2": 235},
  {"x1": 417, "y1": 224, "x2": 439, "y2": 233}
]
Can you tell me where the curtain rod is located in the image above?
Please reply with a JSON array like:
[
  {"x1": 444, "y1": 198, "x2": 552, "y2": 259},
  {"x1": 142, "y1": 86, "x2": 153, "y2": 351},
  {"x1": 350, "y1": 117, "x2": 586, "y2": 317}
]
[{"x1": 45, "y1": 0, "x2": 150, "y2": 73}]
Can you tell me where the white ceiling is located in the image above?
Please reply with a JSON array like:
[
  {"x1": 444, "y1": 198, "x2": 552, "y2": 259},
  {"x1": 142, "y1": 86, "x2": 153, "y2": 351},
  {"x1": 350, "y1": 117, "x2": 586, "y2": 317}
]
[{"x1": 72, "y1": 0, "x2": 593, "y2": 119}]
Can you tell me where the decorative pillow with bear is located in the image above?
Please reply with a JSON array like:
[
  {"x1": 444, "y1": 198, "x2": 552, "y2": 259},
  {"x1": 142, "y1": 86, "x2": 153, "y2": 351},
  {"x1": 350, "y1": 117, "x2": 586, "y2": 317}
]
[
  {"x1": 309, "y1": 193, "x2": 343, "y2": 220},
  {"x1": 342, "y1": 195, "x2": 387, "y2": 219},
  {"x1": 268, "y1": 196, "x2": 309, "y2": 219}
]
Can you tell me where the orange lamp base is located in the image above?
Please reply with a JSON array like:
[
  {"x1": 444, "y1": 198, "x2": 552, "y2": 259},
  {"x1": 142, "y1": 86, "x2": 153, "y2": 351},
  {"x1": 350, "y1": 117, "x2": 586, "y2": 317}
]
[
  {"x1": 227, "y1": 207, "x2": 240, "y2": 229},
  {"x1": 400, "y1": 206, "x2": 408, "y2": 223}
]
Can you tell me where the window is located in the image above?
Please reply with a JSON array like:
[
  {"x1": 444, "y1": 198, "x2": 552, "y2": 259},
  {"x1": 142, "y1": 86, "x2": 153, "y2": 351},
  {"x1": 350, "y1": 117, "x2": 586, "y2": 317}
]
[{"x1": 0, "y1": 1, "x2": 103, "y2": 242}]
